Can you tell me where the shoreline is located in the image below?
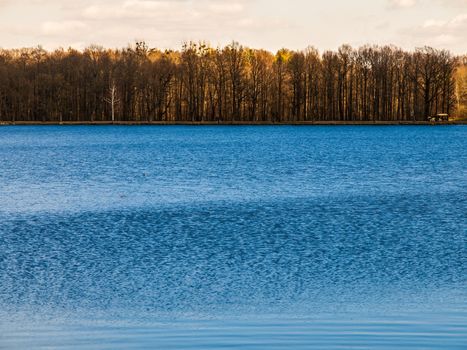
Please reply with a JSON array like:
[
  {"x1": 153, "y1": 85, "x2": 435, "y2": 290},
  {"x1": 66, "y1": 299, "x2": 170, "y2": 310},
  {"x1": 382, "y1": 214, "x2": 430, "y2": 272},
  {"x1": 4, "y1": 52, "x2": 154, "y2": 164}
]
[{"x1": 1, "y1": 120, "x2": 466, "y2": 126}]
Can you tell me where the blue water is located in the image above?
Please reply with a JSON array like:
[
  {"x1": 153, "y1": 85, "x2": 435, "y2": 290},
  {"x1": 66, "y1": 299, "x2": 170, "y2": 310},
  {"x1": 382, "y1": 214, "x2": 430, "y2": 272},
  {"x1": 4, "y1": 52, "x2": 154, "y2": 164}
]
[{"x1": 0, "y1": 126, "x2": 466, "y2": 349}]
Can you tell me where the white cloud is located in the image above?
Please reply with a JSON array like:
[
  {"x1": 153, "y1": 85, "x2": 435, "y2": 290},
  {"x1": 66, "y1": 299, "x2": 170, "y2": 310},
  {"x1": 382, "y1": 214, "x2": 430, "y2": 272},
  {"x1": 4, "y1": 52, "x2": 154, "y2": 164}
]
[
  {"x1": 436, "y1": 0, "x2": 467, "y2": 6},
  {"x1": 0, "y1": 0, "x2": 466, "y2": 53},
  {"x1": 41, "y1": 20, "x2": 87, "y2": 36},
  {"x1": 400, "y1": 12, "x2": 467, "y2": 50},
  {"x1": 83, "y1": 1, "x2": 178, "y2": 20},
  {"x1": 5, "y1": 0, "x2": 289, "y2": 51},
  {"x1": 421, "y1": 13, "x2": 467, "y2": 30},
  {"x1": 388, "y1": 0, "x2": 418, "y2": 8},
  {"x1": 388, "y1": 0, "x2": 467, "y2": 8},
  {"x1": 207, "y1": 2, "x2": 244, "y2": 15},
  {"x1": 81, "y1": 0, "x2": 247, "y2": 20}
]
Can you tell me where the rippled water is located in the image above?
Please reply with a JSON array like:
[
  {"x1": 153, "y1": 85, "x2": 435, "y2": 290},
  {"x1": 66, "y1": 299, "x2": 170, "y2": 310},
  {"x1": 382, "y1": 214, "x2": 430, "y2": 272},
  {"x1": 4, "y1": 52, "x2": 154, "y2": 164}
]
[{"x1": 0, "y1": 126, "x2": 466, "y2": 349}]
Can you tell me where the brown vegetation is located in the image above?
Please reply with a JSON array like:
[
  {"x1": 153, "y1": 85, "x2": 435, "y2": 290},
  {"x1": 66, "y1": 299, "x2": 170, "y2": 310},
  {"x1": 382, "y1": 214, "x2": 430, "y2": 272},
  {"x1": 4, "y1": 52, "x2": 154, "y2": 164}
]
[
  {"x1": 0, "y1": 41, "x2": 464, "y2": 123},
  {"x1": 454, "y1": 55, "x2": 467, "y2": 120}
]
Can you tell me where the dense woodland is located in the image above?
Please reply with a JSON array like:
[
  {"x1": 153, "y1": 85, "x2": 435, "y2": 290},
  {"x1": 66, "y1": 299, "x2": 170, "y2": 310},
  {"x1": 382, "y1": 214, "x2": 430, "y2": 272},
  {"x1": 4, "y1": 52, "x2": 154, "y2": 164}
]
[{"x1": 0, "y1": 42, "x2": 466, "y2": 123}]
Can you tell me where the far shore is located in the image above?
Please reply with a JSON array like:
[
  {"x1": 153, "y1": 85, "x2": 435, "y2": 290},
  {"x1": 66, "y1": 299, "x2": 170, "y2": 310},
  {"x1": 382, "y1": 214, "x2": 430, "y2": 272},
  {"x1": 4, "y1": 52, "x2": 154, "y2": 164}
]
[{"x1": 0, "y1": 120, "x2": 466, "y2": 126}]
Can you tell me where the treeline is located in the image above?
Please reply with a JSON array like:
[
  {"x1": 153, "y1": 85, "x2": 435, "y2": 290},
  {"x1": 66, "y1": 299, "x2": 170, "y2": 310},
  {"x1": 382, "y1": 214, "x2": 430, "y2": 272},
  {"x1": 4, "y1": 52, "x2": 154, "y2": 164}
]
[{"x1": 0, "y1": 42, "x2": 464, "y2": 123}]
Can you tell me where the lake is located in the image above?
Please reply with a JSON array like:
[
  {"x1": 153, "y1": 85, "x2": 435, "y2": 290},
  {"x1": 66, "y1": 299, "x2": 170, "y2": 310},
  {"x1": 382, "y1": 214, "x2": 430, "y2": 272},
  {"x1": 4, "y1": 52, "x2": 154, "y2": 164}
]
[{"x1": 0, "y1": 126, "x2": 466, "y2": 349}]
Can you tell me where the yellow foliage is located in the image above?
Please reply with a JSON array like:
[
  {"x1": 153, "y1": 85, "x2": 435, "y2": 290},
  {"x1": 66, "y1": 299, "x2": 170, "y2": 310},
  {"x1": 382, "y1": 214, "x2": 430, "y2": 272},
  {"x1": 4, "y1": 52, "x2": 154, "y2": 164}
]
[
  {"x1": 275, "y1": 49, "x2": 292, "y2": 63},
  {"x1": 455, "y1": 64, "x2": 467, "y2": 119}
]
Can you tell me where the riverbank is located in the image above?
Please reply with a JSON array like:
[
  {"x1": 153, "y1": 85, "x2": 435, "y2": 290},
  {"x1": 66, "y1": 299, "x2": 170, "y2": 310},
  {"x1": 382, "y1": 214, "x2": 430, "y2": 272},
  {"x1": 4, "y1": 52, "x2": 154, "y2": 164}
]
[{"x1": 1, "y1": 120, "x2": 466, "y2": 126}]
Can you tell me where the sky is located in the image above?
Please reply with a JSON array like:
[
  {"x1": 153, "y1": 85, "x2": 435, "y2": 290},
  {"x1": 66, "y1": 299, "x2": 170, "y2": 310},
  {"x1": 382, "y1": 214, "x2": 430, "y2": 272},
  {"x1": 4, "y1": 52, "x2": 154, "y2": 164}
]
[{"x1": 0, "y1": 0, "x2": 466, "y2": 53}]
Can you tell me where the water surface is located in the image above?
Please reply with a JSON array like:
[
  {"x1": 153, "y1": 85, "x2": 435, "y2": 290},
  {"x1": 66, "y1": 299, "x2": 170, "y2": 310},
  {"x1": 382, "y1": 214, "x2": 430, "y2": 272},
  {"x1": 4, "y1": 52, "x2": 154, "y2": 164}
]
[{"x1": 0, "y1": 126, "x2": 466, "y2": 349}]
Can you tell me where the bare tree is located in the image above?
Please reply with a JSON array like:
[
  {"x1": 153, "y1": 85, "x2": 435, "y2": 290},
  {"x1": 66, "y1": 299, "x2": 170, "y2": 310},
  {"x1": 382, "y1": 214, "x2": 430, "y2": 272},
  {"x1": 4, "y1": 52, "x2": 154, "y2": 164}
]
[{"x1": 104, "y1": 81, "x2": 120, "y2": 123}]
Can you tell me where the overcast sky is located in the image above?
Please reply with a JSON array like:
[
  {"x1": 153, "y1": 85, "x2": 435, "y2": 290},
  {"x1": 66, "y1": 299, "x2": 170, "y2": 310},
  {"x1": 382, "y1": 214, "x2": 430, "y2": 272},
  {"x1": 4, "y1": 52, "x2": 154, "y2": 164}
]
[{"x1": 0, "y1": 0, "x2": 466, "y2": 53}]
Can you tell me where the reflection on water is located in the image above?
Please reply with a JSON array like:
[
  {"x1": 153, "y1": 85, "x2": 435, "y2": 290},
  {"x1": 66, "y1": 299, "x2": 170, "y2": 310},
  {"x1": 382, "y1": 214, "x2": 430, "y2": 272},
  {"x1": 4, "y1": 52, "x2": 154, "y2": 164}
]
[{"x1": 0, "y1": 126, "x2": 466, "y2": 349}]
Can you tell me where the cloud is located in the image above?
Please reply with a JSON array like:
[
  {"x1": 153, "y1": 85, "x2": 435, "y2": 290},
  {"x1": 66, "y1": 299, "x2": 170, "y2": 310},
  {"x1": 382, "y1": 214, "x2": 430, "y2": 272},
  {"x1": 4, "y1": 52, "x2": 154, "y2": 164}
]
[
  {"x1": 9, "y1": 0, "x2": 289, "y2": 50},
  {"x1": 436, "y1": 0, "x2": 467, "y2": 6},
  {"x1": 41, "y1": 20, "x2": 87, "y2": 36},
  {"x1": 1, "y1": 0, "x2": 466, "y2": 53},
  {"x1": 388, "y1": 0, "x2": 467, "y2": 8},
  {"x1": 83, "y1": 1, "x2": 178, "y2": 20},
  {"x1": 82, "y1": 0, "x2": 247, "y2": 20},
  {"x1": 400, "y1": 12, "x2": 467, "y2": 50},
  {"x1": 388, "y1": 0, "x2": 418, "y2": 8},
  {"x1": 422, "y1": 12, "x2": 467, "y2": 30},
  {"x1": 207, "y1": 2, "x2": 244, "y2": 15}
]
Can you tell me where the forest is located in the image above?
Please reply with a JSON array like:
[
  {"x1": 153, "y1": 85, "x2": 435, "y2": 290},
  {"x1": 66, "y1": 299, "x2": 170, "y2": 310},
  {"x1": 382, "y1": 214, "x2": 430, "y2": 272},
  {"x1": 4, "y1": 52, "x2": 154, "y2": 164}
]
[{"x1": 0, "y1": 41, "x2": 466, "y2": 123}]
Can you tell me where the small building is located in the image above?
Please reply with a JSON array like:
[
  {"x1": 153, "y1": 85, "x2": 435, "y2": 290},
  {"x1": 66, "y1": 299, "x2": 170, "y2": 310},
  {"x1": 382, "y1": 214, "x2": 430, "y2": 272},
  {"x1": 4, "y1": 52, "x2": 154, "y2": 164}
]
[{"x1": 428, "y1": 113, "x2": 449, "y2": 122}]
